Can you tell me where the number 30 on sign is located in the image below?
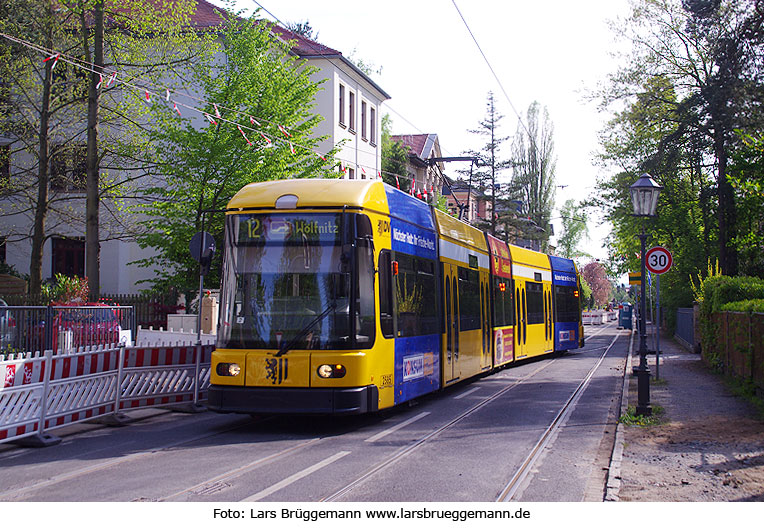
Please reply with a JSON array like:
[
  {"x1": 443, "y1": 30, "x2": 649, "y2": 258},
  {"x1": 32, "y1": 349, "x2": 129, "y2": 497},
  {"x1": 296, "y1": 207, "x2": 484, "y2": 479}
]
[{"x1": 645, "y1": 246, "x2": 673, "y2": 274}]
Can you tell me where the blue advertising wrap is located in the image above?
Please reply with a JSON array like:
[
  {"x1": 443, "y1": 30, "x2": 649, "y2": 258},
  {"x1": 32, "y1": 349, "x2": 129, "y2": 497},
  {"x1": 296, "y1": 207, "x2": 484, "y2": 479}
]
[
  {"x1": 549, "y1": 255, "x2": 577, "y2": 286},
  {"x1": 394, "y1": 333, "x2": 441, "y2": 404},
  {"x1": 549, "y1": 255, "x2": 579, "y2": 351},
  {"x1": 384, "y1": 186, "x2": 437, "y2": 260}
]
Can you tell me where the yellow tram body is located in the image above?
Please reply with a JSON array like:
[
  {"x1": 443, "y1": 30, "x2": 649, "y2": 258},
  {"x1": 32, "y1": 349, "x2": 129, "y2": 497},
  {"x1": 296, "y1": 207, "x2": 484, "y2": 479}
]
[
  {"x1": 432, "y1": 209, "x2": 491, "y2": 386},
  {"x1": 207, "y1": 179, "x2": 581, "y2": 415},
  {"x1": 508, "y1": 244, "x2": 554, "y2": 360}
]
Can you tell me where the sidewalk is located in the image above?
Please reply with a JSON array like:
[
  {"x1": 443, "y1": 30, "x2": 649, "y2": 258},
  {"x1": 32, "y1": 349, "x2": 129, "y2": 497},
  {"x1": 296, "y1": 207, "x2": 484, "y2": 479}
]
[{"x1": 607, "y1": 330, "x2": 764, "y2": 501}]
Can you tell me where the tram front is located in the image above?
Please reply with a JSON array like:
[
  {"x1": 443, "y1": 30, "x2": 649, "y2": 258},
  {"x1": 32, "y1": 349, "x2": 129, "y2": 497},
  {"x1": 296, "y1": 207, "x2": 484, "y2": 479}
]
[{"x1": 208, "y1": 201, "x2": 378, "y2": 415}]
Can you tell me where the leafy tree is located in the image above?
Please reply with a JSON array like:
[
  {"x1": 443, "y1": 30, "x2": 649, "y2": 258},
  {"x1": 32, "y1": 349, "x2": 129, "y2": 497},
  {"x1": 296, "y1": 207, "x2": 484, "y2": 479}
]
[
  {"x1": 581, "y1": 261, "x2": 612, "y2": 308},
  {"x1": 0, "y1": 0, "x2": 84, "y2": 295},
  {"x1": 380, "y1": 114, "x2": 408, "y2": 188},
  {"x1": 0, "y1": 0, "x2": 204, "y2": 295},
  {"x1": 556, "y1": 199, "x2": 590, "y2": 259},
  {"x1": 133, "y1": 13, "x2": 333, "y2": 294},
  {"x1": 509, "y1": 101, "x2": 557, "y2": 251},
  {"x1": 597, "y1": 0, "x2": 764, "y2": 276}
]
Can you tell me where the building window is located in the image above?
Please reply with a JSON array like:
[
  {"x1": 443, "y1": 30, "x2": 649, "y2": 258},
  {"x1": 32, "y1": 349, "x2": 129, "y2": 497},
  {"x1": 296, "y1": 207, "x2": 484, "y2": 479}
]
[
  {"x1": 0, "y1": 236, "x2": 6, "y2": 264},
  {"x1": 370, "y1": 107, "x2": 376, "y2": 145},
  {"x1": 338, "y1": 84, "x2": 345, "y2": 127},
  {"x1": 50, "y1": 144, "x2": 87, "y2": 192},
  {"x1": 348, "y1": 168, "x2": 355, "y2": 180},
  {"x1": 52, "y1": 237, "x2": 85, "y2": 277},
  {"x1": 348, "y1": 91, "x2": 355, "y2": 132},
  {"x1": 361, "y1": 101, "x2": 367, "y2": 140}
]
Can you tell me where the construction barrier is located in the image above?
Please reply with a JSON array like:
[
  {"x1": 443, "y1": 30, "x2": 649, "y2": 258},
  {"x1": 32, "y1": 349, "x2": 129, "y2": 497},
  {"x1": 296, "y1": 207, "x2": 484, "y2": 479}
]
[{"x1": 0, "y1": 343, "x2": 212, "y2": 447}]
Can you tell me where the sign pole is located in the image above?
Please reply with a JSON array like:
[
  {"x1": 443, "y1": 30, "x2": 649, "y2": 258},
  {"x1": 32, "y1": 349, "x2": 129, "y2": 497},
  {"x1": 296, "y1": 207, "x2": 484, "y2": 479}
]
[{"x1": 656, "y1": 274, "x2": 661, "y2": 380}]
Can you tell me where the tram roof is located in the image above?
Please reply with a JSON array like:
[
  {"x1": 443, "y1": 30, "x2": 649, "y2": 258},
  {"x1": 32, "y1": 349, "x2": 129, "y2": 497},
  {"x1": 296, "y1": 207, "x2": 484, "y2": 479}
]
[
  {"x1": 549, "y1": 255, "x2": 577, "y2": 275},
  {"x1": 227, "y1": 179, "x2": 388, "y2": 212},
  {"x1": 432, "y1": 209, "x2": 489, "y2": 252},
  {"x1": 508, "y1": 244, "x2": 551, "y2": 271}
]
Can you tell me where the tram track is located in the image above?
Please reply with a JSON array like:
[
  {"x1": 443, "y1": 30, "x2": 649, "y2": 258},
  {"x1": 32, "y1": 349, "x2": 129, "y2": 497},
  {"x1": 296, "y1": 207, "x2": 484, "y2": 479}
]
[
  {"x1": 320, "y1": 323, "x2": 621, "y2": 502},
  {"x1": 496, "y1": 330, "x2": 621, "y2": 501}
]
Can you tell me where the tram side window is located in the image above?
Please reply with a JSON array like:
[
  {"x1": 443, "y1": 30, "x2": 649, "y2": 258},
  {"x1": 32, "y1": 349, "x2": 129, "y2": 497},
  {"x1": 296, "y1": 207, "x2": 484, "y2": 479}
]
[
  {"x1": 526, "y1": 282, "x2": 545, "y2": 324},
  {"x1": 379, "y1": 250, "x2": 394, "y2": 338},
  {"x1": 493, "y1": 277, "x2": 514, "y2": 327},
  {"x1": 395, "y1": 253, "x2": 438, "y2": 337},
  {"x1": 458, "y1": 267, "x2": 481, "y2": 331},
  {"x1": 554, "y1": 285, "x2": 580, "y2": 323}
]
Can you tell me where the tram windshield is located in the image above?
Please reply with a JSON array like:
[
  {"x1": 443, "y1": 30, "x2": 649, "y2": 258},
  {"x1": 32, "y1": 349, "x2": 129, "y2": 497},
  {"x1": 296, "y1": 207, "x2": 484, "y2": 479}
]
[{"x1": 217, "y1": 213, "x2": 375, "y2": 350}]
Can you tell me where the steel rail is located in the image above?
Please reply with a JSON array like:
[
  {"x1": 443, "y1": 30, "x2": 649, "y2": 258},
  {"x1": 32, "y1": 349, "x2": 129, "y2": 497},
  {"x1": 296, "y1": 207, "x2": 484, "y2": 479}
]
[
  {"x1": 495, "y1": 331, "x2": 621, "y2": 502},
  {"x1": 320, "y1": 359, "x2": 555, "y2": 502}
]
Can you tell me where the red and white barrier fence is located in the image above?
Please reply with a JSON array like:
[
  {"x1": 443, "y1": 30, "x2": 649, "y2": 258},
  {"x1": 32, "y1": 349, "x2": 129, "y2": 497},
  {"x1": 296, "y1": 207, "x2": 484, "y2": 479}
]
[{"x1": 0, "y1": 344, "x2": 212, "y2": 447}]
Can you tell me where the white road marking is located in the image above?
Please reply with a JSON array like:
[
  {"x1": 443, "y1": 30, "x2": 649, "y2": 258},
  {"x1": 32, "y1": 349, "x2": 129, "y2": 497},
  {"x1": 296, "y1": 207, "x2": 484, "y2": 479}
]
[
  {"x1": 365, "y1": 411, "x2": 430, "y2": 443},
  {"x1": 454, "y1": 387, "x2": 480, "y2": 400},
  {"x1": 241, "y1": 451, "x2": 351, "y2": 502}
]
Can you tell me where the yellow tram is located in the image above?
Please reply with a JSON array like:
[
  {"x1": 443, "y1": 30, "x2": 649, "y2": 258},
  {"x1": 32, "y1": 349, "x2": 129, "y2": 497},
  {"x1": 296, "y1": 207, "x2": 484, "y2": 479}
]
[{"x1": 207, "y1": 179, "x2": 582, "y2": 415}]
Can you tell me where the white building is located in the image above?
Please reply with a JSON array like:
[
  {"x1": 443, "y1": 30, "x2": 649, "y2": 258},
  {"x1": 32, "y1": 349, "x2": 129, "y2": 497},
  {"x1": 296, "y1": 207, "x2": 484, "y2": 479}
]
[{"x1": 0, "y1": 0, "x2": 390, "y2": 294}]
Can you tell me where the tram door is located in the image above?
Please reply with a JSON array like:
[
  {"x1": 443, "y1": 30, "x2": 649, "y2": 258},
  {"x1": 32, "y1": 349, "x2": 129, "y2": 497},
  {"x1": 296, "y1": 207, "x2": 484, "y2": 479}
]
[
  {"x1": 515, "y1": 282, "x2": 528, "y2": 359},
  {"x1": 442, "y1": 263, "x2": 460, "y2": 384}
]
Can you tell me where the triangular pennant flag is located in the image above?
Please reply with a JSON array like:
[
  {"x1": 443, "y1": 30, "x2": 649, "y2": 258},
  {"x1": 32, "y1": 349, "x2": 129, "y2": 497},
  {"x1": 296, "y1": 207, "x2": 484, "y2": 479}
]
[
  {"x1": 259, "y1": 132, "x2": 272, "y2": 145},
  {"x1": 238, "y1": 125, "x2": 253, "y2": 146},
  {"x1": 205, "y1": 113, "x2": 217, "y2": 125},
  {"x1": 96, "y1": 73, "x2": 103, "y2": 89},
  {"x1": 145, "y1": 90, "x2": 151, "y2": 102},
  {"x1": 173, "y1": 102, "x2": 181, "y2": 116},
  {"x1": 317, "y1": 153, "x2": 327, "y2": 161},
  {"x1": 43, "y1": 53, "x2": 60, "y2": 70},
  {"x1": 250, "y1": 116, "x2": 260, "y2": 127},
  {"x1": 165, "y1": 89, "x2": 171, "y2": 101},
  {"x1": 214, "y1": 103, "x2": 221, "y2": 118},
  {"x1": 396, "y1": 175, "x2": 400, "y2": 189},
  {"x1": 278, "y1": 124, "x2": 291, "y2": 138},
  {"x1": 289, "y1": 142, "x2": 295, "y2": 155}
]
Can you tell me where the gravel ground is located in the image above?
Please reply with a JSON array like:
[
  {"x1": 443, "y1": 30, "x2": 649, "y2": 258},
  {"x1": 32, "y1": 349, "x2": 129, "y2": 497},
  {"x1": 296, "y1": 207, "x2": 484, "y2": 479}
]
[{"x1": 613, "y1": 333, "x2": 764, "y2": 502}]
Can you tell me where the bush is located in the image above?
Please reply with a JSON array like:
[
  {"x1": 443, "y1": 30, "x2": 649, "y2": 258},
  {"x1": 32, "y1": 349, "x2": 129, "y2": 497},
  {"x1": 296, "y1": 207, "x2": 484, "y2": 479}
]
[
  {"x1": 719, "y1": 298, "x2": 764, "y2": 313},
  {"x1": 704, "y1": 275, "x2": 764, "y2": 314}
]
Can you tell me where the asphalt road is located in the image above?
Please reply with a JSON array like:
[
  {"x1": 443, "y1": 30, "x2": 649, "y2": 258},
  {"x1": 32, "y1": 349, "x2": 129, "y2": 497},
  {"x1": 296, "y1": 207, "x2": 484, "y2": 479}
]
[{"x1": 0, "y1": 322, "x2": 628, "y2": 502}]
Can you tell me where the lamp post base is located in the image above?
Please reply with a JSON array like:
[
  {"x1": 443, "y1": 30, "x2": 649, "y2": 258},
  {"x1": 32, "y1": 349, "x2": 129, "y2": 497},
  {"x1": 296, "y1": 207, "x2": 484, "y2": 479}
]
[{"x1": 636, "y1": 366, "x2": 652, "y2": 416}]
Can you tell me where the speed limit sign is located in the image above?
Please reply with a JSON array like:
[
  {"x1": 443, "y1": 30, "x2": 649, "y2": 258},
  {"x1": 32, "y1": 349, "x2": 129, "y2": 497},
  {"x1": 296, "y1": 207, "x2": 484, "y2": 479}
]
[{"x1": 645, "y1": 246, "x2": 673, "y2": 274}]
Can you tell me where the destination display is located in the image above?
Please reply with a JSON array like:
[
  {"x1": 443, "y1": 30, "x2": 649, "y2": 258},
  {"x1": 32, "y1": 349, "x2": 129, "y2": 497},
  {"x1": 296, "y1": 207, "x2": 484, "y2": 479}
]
[{"x1": 236, "y1": 214, "x2": 341, "y2": 245}]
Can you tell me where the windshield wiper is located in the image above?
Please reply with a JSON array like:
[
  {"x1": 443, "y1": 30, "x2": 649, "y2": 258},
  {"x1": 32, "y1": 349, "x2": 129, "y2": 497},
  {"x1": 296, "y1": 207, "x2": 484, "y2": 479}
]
[{"x1": 275, "y1": 300, "x2": 337, "y2": 357}]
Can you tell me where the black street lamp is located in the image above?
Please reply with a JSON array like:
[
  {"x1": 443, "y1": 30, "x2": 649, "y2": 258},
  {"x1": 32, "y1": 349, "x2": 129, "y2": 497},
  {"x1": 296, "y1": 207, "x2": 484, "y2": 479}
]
[{"x1": 629, "y1": 173, "x2": 662, "y2": 416}]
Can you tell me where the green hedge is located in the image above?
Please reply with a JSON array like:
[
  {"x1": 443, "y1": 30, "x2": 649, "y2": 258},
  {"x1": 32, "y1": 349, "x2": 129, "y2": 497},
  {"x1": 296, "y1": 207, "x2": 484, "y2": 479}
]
[
  {"x1": 719, "y1": 298, "x2": 764, "y2": 313},
  {"x1": 700, "y1": 275, "x2": 764, "y2": 317},
  {"x1": 696, "y1": 275, "x2": 764, "y2": 371}
]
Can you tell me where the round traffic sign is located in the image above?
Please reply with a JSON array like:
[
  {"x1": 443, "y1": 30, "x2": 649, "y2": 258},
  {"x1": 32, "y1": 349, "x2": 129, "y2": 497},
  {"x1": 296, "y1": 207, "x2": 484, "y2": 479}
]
[{"x1": 645, "y1": 246, "x2": 672, "y2": 274}]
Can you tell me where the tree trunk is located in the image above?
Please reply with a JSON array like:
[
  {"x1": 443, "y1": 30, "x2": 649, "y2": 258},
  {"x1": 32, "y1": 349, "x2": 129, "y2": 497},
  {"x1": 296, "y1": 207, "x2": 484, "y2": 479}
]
[
  {"x1": 29, "y1": 2, "x2": 54, "y2": 295},
  {"x1": 85, "y1": 1, "x2": 104, "y2": 297},
  {"x1": 716, "y1": 129, "x2": 737, "y2": 276}
]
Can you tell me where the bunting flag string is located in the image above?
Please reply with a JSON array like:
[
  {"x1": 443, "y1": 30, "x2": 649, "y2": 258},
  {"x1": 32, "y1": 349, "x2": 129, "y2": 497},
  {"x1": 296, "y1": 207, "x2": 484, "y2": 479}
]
[{"x1": 4, "y1": 31, "x2": 444, "y2": 194}]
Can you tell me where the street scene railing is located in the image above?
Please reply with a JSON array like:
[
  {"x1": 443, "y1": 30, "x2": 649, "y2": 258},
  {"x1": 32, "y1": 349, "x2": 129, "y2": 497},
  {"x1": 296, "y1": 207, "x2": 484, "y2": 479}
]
[
  {"x1": 0, "y1": 343, "x2": 212, "y2": 447},
  {"x1": 0, "y1": 305, "x2": 135, "y2": 357}
]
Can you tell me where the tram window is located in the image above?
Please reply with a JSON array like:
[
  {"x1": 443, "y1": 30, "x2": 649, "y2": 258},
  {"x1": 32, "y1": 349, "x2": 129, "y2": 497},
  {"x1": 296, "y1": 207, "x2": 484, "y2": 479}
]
[
  {"x1": 458, "y1": 267, "x2": 481, "y2": 331},
  {"x1": 379, "y1": 250, "x2": 393, "y2": 338},
  {"x1": 356, "y1": 243, "x2": 376, "y2": 345},
  {"x1": 554, "y1": 285, "x2": 581, "y2": 323},
  {"x1": 395, "y1": 253, "x2": 438, "y2": 337},
  {"x1": 526, "y1": 282, "x2": 544, "y2": 324},
  {"x1": 492, "y1": 277, "x2": 513, "y2": 327}
]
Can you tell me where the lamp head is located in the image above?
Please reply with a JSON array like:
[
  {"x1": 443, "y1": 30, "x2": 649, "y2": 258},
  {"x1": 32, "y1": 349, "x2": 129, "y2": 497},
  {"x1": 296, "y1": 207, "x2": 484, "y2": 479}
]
[{"x1": 629, "y1": 173, "x2": 662, "y2": 217}]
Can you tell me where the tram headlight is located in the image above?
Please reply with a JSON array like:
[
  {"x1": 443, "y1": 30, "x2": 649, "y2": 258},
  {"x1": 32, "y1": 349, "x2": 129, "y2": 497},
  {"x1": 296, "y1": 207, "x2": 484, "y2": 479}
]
[
  {"x1": 216, "y1": 362, "x2": 241, "y2": 377},
  {"x1": 317, "y1": 364, "x2": 346, "y2": 378}
]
